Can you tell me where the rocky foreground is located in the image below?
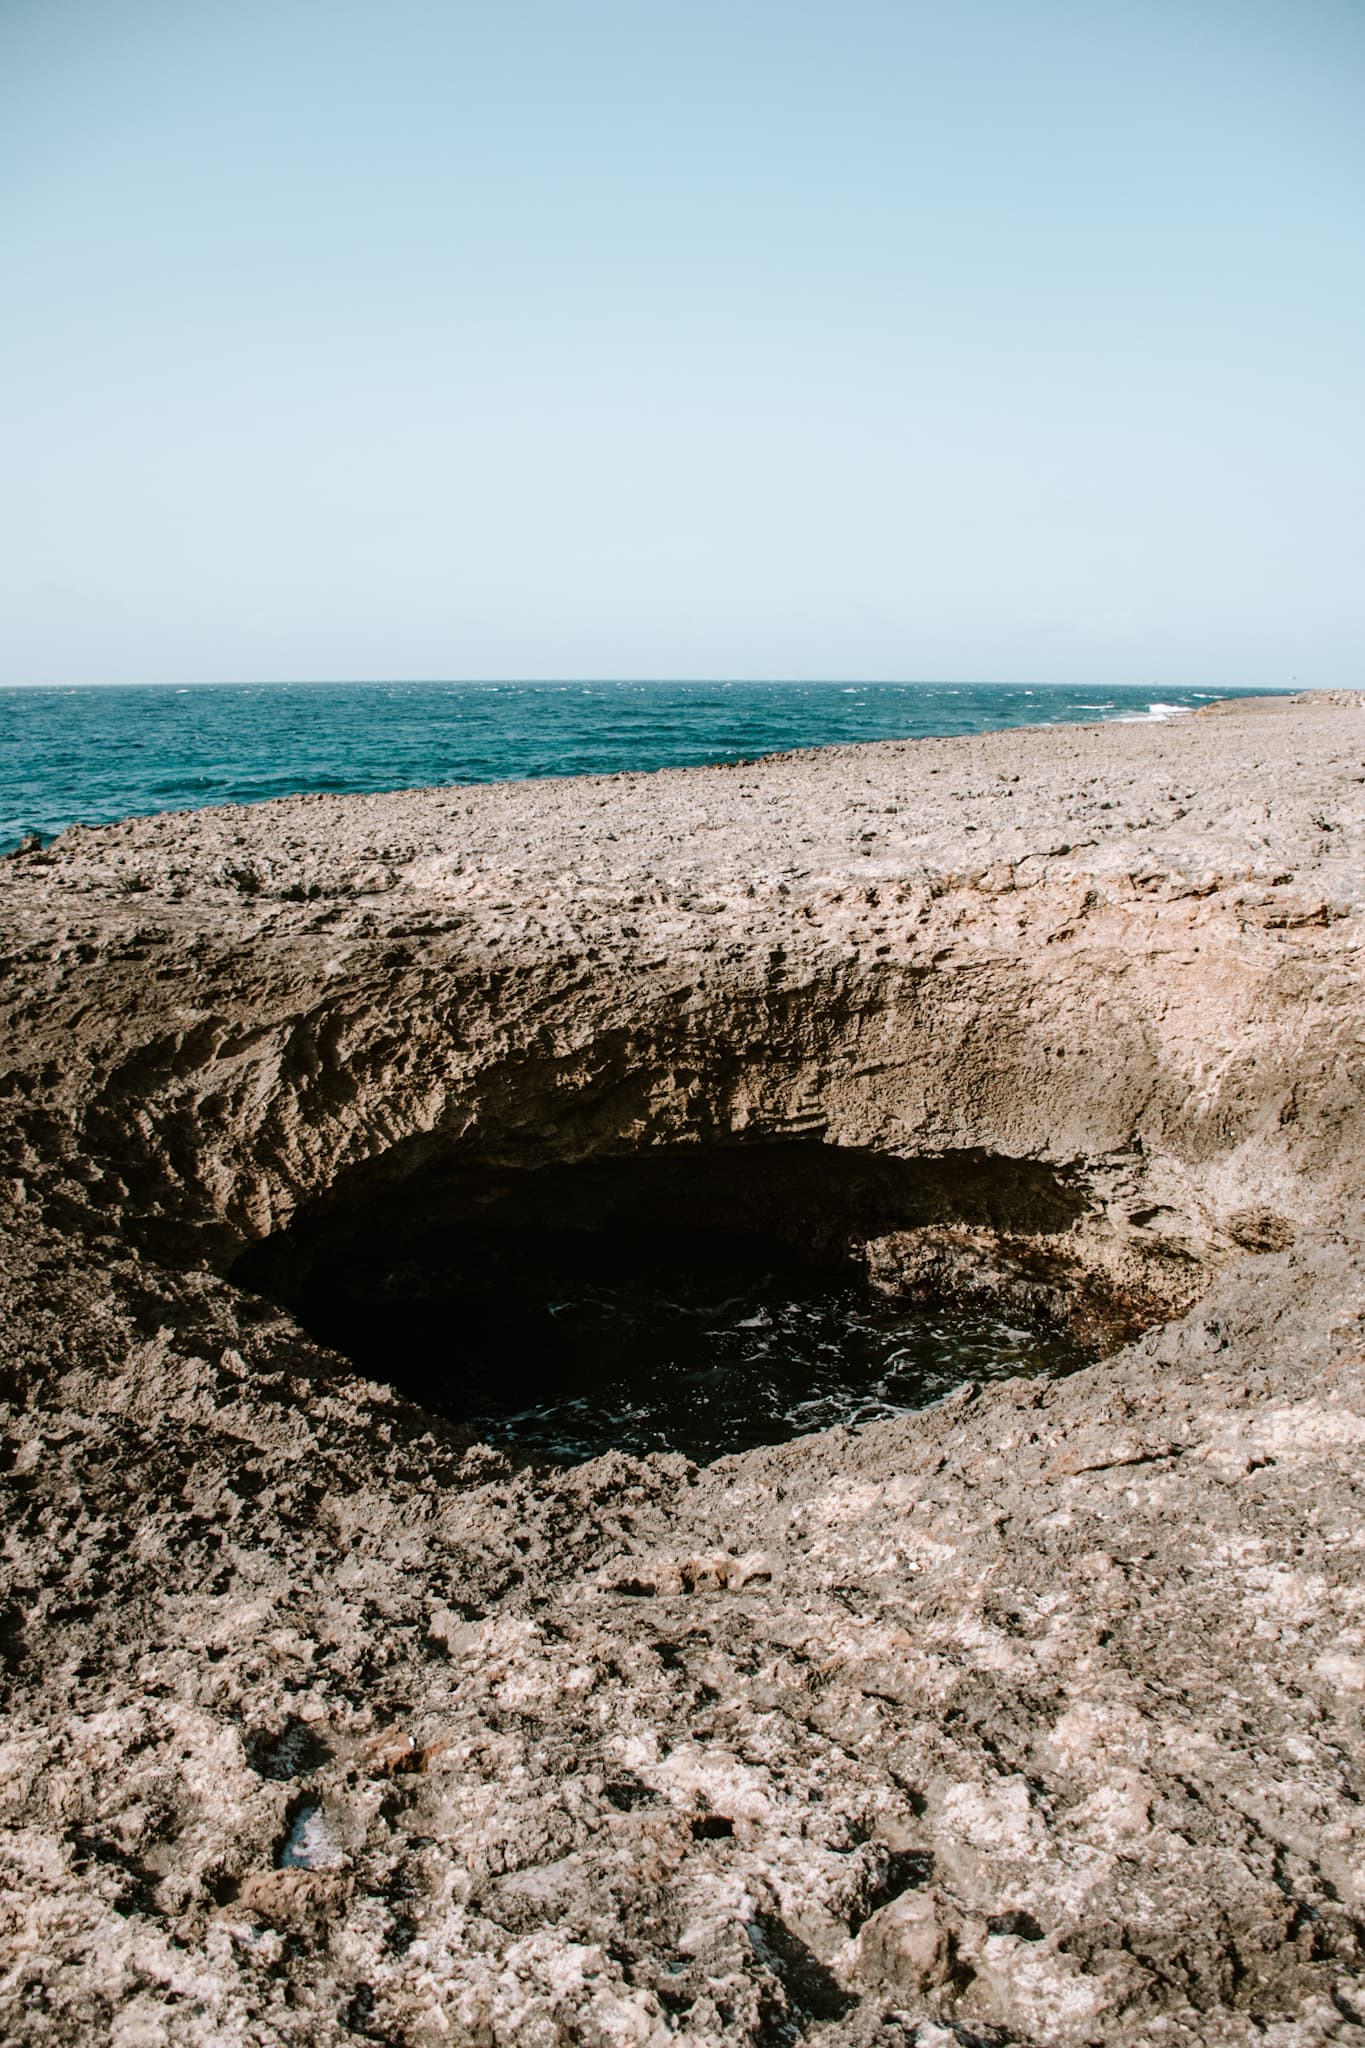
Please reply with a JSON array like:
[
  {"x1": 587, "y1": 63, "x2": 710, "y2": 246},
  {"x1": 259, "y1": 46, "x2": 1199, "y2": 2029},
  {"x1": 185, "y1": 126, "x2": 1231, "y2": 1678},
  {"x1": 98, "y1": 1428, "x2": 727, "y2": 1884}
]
[{"x1": 1, "y1": 693, "x2": 1363, "y2": 2046}]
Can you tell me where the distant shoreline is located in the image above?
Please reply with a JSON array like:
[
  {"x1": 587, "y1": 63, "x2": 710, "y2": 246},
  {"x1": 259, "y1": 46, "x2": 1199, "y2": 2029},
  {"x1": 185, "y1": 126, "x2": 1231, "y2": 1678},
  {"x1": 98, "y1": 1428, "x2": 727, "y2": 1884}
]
[{"x1": 1, "y1": 679, "x2": 1297, "y2": 854}]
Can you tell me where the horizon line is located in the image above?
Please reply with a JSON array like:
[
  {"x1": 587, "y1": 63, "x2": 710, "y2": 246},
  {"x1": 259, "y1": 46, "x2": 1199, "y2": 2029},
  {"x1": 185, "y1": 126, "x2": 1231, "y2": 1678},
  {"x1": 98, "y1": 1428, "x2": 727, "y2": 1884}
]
[{"x1": 0, "y1": 677, "x2": 1296, "y2": 693}]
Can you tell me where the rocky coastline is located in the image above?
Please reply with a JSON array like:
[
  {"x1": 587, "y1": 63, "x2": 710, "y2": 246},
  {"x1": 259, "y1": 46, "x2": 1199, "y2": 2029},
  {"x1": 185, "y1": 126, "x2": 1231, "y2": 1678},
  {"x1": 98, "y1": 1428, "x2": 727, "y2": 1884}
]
[{"x1": 1, "y1": 692, "x2": 1363, "y2": 2045}]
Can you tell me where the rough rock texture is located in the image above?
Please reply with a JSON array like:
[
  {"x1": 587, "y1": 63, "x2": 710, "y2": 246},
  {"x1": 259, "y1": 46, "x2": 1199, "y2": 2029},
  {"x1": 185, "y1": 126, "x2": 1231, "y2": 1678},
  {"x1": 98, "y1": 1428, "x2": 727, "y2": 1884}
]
[{"x1": 1, "y1": 692, "x2": 1363, "y2": 2045}]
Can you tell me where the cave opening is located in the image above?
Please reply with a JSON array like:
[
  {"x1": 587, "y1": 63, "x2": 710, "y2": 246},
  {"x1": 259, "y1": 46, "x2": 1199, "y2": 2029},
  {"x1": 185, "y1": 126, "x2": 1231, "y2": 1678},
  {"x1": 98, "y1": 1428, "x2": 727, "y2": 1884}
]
[{"x1": 231, "y1": 1143, "x2": 1096, "y2": 1464}]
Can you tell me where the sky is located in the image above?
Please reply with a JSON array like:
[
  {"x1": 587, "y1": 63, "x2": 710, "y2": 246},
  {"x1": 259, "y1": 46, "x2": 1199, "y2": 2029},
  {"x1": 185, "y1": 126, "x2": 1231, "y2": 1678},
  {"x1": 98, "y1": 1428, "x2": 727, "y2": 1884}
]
[{"x1": 1, "y1": 0, "x2": 1361, "y2": 688}]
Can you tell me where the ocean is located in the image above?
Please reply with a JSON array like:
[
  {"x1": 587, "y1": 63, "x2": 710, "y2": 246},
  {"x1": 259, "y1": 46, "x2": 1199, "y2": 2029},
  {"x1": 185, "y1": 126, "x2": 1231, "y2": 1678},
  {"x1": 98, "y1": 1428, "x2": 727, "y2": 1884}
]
[{"x1": 1, "y1": 678, "x2": 1281, "y2": 855}]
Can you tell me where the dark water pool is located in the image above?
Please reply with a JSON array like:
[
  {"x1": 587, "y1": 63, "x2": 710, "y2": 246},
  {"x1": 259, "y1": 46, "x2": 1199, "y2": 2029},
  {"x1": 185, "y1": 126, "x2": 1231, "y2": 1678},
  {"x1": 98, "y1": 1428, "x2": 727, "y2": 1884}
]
[{"x1": 280, "y1": 1223, "x2": 1084, "y2": 1465}]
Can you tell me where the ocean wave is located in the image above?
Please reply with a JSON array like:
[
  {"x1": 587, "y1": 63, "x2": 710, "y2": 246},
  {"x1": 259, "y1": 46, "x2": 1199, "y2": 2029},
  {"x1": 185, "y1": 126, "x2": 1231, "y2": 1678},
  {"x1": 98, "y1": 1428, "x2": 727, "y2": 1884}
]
[{"x1": 1116, "y1": 701, "x2": 1191, "y2": 723}]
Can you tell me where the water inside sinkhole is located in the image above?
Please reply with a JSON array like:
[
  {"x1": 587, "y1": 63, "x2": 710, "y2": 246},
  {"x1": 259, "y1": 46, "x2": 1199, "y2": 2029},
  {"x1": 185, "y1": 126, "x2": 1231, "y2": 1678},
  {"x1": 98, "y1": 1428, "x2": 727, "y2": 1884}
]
[{"x1": 266, "y1": 1215, "x2": 1086, "y2": 1466}]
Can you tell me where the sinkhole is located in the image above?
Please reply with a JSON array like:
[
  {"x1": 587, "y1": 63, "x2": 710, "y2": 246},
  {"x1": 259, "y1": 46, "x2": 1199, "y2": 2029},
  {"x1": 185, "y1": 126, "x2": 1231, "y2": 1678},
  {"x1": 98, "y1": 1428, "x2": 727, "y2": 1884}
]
[{"x1": 231, "y1": 1143, "x2": 1096, "y2": 1465}]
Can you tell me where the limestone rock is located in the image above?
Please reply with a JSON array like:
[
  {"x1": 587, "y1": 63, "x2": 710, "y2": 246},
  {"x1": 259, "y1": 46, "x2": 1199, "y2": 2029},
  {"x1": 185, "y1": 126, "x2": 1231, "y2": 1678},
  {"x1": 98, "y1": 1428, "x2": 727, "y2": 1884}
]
[{"x1": 1, "y1": 693, "x2": 1363, "y2": 2043}]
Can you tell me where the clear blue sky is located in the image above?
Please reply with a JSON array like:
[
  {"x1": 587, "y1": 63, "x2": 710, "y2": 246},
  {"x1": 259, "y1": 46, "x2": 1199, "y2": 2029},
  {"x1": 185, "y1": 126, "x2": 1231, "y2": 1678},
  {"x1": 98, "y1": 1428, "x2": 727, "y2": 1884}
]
[{"x1": 2, "y1": 0, "x2": 1361, "y2": 687}]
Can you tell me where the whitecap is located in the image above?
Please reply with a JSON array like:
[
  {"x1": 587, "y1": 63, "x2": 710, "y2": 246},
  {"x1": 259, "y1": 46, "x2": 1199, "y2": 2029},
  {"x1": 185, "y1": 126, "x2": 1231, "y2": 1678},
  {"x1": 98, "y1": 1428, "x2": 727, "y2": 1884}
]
[{"x1": 1116, "y1": 701, "x2": 1191, "y2": 723}]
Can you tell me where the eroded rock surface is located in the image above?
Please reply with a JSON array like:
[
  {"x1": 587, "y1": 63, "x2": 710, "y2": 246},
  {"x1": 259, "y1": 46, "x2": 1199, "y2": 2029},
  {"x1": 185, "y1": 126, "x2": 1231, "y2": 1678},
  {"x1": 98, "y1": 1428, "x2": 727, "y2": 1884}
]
[{"x1": 1, "y1": 693, "x2": 1363, "y2": 2044}]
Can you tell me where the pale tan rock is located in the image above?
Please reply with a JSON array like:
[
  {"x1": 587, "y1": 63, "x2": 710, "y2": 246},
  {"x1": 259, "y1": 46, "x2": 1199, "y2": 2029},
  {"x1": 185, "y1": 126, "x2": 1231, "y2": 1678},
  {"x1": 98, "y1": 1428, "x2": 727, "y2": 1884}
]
[
  {"x1": 856, "y1": 1888, "x2": 952, "y2": 1993},
  {"x1": 0, "y1": 693, "x2": 1363, "y2": 2043}
]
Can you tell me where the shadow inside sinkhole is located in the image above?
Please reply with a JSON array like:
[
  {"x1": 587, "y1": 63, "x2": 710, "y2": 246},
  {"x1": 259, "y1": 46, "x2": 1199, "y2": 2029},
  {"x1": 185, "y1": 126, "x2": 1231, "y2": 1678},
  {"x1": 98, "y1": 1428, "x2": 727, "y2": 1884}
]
[{"x1": 230, "y1": 1143, "x2": 1094, "y2": 1464}]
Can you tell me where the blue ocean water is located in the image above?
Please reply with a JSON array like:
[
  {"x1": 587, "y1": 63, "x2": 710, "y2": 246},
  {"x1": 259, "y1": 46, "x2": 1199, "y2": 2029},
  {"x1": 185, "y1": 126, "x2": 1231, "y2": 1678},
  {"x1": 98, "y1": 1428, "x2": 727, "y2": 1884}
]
[{"x1": 0, "y1": 679, "x2": 1280, "y2": 854}]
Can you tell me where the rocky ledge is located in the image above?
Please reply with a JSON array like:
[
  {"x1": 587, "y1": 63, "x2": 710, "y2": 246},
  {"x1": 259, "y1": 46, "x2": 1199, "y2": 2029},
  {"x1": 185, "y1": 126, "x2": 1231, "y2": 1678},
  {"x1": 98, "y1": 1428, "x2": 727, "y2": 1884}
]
[{"x1": 1, "y1": 693, "x2": 1363, "y2": 2047}]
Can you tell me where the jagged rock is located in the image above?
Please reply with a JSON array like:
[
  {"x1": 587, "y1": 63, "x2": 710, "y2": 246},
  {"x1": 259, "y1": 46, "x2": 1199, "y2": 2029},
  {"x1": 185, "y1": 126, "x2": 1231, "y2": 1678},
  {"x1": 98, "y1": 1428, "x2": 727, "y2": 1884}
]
[{"x1": 0, "y1": 693, "x2": 1363, "y2": 2044}]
